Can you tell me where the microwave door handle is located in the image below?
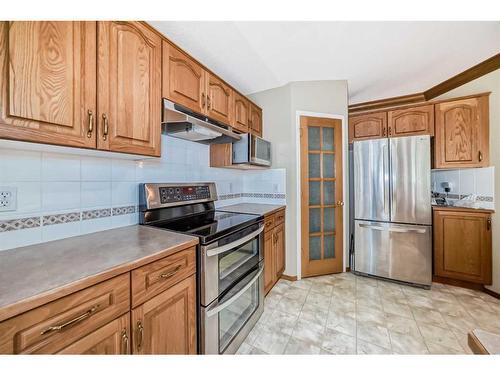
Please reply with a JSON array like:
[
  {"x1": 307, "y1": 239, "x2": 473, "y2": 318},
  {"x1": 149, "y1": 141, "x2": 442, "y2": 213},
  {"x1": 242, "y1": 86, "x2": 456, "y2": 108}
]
[
  {"x1": 205, "y1": 265, "x2": 263, "y2": 318},
  {"x1": 205, "y1": 225, "x2": 264, "y2": 257}
]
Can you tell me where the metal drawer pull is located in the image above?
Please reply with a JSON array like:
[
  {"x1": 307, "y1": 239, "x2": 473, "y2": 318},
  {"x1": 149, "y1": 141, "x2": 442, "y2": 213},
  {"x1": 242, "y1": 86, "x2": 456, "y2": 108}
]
[
  {"x1": 121, "y1": 329, "x2": 129, "y2": 354},
  {"x1": 159, "y1": 265, "x2": 182, "y2": 279},
  {"x1": 206, "y1": 225, "x2": 264, "y2": 257},
  {"x1": 206, "y1": 266, "x2": 263, "y2": 318},
  {"x1": 87, "y1": 110, "x2": 94, "y2": 138},
  {"x1": 40, "y1": 305, "x2": 99, "y2": 335},
  {"x1": 102, "y1": 113, "x2": 109, "y2": 141},
  {"x1": 136, "y1": 321, "x2": 144, "y2": 351},
  {"x1": 358, "y1": 223, "x2": 426, "y2": 234}
]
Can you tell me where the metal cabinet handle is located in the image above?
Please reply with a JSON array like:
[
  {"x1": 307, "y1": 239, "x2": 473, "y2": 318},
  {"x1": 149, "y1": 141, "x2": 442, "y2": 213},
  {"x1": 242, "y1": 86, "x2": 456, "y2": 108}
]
[
  {"x1": 87, "y1": 110, "x2": 94, "y2": 138},
  {"x1": 136, "y1": 321, "x2": 143, "y2": 351},
  {"x1": 40, "y1": 305, "x2": 99, "y2": 335},
  {"x1": 479, "y1": 151, "x2": 483, "y2": 162},
  {"x1": 207, "y1": 96, "x2": 211, "y2": 110},
  {"x1": 159, "y1": 265, "x2": 182, "y2": 280},
  {"x1": 102, "y1": 114, "x2": 109, "y2": 141},
  {"x1": 487, "y1": 218, "x2": 491, "y2": 230},
  {"x1": 206, "y1": 225, "x2": 264, "y2": 257},
  {"x1": 121, "y1": 329, "x2": 129, "y2": 354},
  {"x1": 202, "y1": 93, "x2": 206, "y2": 108}
]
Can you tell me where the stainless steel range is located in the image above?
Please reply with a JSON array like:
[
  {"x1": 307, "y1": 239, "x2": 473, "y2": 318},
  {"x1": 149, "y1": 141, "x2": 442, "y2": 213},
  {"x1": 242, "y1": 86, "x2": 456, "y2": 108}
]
[{"x1": 139, "y1": 182, "x2": 264, "y2": 354}]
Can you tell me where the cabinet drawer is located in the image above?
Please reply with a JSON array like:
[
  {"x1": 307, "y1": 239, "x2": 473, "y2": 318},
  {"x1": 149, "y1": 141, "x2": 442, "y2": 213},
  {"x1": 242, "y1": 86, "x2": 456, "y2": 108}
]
[
  {"x1": 274, "y1": 209, "x2": 285, "y2": 226},
  {"x1": 0, "y1": 274, "x2": 130, "y2": 354},
  {"x1": 131, "y1": 247, "x2": 196, "y2": 307},
  {"x1": 264, "y1": 214, "x2": 275, "y2": 232}
]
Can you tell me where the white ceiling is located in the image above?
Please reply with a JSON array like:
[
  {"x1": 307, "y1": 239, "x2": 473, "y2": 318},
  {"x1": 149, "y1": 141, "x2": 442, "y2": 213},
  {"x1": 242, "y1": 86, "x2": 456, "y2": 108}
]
[{"x1": 149, "y1": 21, "x2": 500, "y2": 104}]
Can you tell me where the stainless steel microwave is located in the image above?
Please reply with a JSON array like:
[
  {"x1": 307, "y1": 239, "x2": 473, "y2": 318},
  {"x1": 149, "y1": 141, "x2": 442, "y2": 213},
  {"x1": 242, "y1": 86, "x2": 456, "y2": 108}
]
[{"x1": 232, "y1": 134, "x2": 271, "y2": 167}]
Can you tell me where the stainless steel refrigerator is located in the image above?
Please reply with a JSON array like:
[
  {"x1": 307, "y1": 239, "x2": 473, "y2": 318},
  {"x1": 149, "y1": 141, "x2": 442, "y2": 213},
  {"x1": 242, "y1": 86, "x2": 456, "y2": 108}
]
[{"x1": 353, "y1": 135, "x2": 432, "y2": 287}]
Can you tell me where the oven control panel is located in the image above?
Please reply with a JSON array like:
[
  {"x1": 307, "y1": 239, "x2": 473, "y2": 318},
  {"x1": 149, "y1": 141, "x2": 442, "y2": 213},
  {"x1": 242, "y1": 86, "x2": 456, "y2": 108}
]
[{"x1": 159, "y1": 185, "x2": 211, "y2": 204}]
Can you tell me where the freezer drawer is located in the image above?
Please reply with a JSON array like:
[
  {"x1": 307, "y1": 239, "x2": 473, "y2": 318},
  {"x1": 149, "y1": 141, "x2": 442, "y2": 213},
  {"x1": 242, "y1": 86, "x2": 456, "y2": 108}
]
[
  {"x1": 354, "y1": 220, "x2": 432, "y2": 286},
  {"x1": 354, "y1": 139, "x2": 390, "y2": 222}
]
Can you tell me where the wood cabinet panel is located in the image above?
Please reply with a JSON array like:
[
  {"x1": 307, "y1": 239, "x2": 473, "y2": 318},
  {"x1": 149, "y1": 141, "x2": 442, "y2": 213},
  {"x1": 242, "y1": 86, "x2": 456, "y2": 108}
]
[
  {"x1": 249, "y1": 103, "x2": 262, "y2": 137},
  {"x1": 232, "y1": 92, "x2": 250, "y2": 133},
  {"x1": 162, "y1": 41, "x2": 206, "y2": 114},
  {"x1": 264, "y1": 230, "x2": 275, "y2": 295},
  {"x1": 206, "y1": 72, "x2": 233, "y2": 124},
  {"x1": 434, "y1": 95, "x2": 489, "y2": 168},
  {"x1": 97, "y1": 21, "x2": 161, "y2": 156},
  {"x1": 0, "y1": 21, "x2": 97, "y2": 148},
  {"x1": 264, "y1": 214, "x2": 275, "y2": 233},
  {"x1": 132, "y1": 274, "x2": 196, "y2": 354},
  {"x1": 433, "y1": 208, "x2": 492, "y2": 285},
  {"x1": 131, "y1": 247, "x2": 196, "y2": 308},
  {"x1": 0, "y1": 274, "x2": 130, "y2": 354},
  {"x1": 274, "y1": 223, "x2": 285, "y2": 278},
  {"x1": 388, "y1": 104, "x2": 434, "y2": 137},
  {"x1": 349, "y1": 111, "x2": 387, "y2": 142},
  {"x1": 57, "y1": 314, "x2": 130, "y2": 354}
]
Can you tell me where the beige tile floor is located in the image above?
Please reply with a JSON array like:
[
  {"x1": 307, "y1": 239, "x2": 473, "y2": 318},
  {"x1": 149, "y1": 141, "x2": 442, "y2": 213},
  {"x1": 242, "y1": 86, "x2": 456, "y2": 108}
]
[{"x1": 236, "y1": 272, "x2": 500, "y2": 355}]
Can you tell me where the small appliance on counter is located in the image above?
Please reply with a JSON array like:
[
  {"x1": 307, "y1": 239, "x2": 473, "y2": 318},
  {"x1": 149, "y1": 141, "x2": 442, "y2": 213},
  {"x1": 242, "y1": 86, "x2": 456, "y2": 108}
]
[{"x1": 139, "y1": 182, "x2": 264, "y2": 354}]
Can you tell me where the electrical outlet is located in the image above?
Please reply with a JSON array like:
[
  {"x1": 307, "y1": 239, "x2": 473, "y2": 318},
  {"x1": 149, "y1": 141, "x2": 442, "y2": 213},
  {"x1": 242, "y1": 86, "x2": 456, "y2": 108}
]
[{"x1": 0, "y1": 187, "x2": 17, "y2": 212}]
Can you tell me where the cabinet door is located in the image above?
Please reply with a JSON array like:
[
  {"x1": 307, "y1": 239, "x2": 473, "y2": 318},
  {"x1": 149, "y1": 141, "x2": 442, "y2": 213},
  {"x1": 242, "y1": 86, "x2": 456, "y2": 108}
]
[
  {"x1": 264, "y1": 230, "x2": 275, "y2": 295},
  {"x1": 131, "y1": 275, "x2": 196, "y2": 354},
  {"x1": 434, "y1": 96, "x2": 489, "y2": 168},
  {"x1": 232, "y1": 92, "x2": 250, "y2": 133},
  {"x1": 97, "y1": 21, "x2": 161, "y2": 157},
  {"x1": 206, "y1": 72, "x2": 233, "y2": 124},
  {"x1": 57, "y1": 314, "x2": 130, "y2": 354},
  {"x1": 349, "y1": 112, "x2": 387, "y2": 142},
  {"x1": 274, "y1": 223, "x2": 285, "y2": 279},
  {"x1": 162, "y1": 41, "x2": 206, "y2": 114},
  {"x1": 388, "y1": 104, "x2": 434, "y2": 137},
  {"x1": 249, "y1": 103, "x2": 262, "y2": 137},
  {"x1": 0, "y1": 21, "x2": 97, "y2": 148},
  {"x1": 433, "y1": 209, "x2": 492, "y2": 284}
]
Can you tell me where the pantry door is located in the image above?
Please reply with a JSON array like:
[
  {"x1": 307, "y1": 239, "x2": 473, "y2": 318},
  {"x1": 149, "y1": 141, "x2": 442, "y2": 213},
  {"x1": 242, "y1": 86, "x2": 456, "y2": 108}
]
[{"x1": 300, "y1": 116, "x2": 343, "y2": 277}]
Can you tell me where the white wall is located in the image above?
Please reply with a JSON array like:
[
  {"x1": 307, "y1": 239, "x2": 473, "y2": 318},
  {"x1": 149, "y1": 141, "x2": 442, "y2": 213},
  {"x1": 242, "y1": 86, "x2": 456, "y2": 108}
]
[
  {"x1": 250, "y1": 80, "x2": 349, "y2": 278},
  {"x1": 433, "y1": 69, "x2": 500, "y2": 293},
  {"x1": 0, "y1": 135, "x2": 286, "y2": 251}
]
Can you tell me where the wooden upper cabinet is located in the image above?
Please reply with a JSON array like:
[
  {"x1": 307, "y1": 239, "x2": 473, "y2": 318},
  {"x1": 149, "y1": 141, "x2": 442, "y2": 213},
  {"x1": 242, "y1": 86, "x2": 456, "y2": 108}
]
[
  {"x1": 249, "y1": 103, "x2": 263, "y2": 137},
  {"x1": 131, "y1": 274, "x2": 196, "y2": 354},
  {"x1": 433, "y1": 208, "x2": 492, "y2": 285},
  {"x1": 349, "y1": 111, "x2": 387, "y2": 142},
  {"x1": 205, "y1": 73, "x2": 233, "y2": 124},
  {"x1": 97, "y1": 22, "x2": 161, "y2": 157},
  {"x1": 162, "y1": 41, "x2": 206, "y2": 114},
  {"x1": 434, "y1": 95, "x2": 489, "y2": 169},
  {"x1": 0, "y1": 21, "x2": 97, "y2": 148},
  {"x1": 388, "y1": 104, "x2": 434, "y2": 137},
  {"x1": 232, "y1": 92, "x2": 250, "y2": 133}
]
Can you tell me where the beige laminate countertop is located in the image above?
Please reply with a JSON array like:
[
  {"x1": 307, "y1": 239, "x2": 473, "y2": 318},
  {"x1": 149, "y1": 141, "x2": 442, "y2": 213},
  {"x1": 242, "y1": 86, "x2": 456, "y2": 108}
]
[
  {"x1": 432, "y1": 205, "x2": 495, "y2": 214},
  {"x1": 218, "y1": 203, "x2": 286, "y2": 216},
  {"x1": 0, "y1": 225, "x2": 198, "y2": 322}
]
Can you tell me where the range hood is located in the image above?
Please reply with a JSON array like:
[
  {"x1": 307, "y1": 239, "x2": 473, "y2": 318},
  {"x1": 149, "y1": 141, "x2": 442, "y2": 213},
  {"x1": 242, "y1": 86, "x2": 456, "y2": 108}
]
[{"x1": 162, "y1": 99, "x2": 241, "y2": 144}]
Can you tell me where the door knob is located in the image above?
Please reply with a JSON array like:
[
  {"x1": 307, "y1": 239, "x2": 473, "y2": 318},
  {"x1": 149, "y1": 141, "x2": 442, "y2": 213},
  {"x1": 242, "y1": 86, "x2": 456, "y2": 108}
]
[{"x1": 337, "y1": 201, "x2": 344, "y2": 206}]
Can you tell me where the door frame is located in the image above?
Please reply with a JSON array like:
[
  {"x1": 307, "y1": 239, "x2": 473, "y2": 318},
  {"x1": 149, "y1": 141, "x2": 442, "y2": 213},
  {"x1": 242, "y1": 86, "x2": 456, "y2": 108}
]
[{"x1": 295, "y1": 111, "x2": 347, "y2": 279}]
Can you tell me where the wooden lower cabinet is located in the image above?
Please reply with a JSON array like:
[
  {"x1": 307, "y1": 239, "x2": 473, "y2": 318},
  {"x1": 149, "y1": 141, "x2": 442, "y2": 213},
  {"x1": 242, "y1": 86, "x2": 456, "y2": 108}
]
[
  {"x1": 131, "y1": 274, "x2": 196, "y2": 354},
  {"x1": 433, "y1": 207, "x2": 492, "y2": 285},
  {"x1": 263, "y1": 209, "x2": 286, "y2": 295},
  {"x1": 57, "y1": 314, "x2": 130, "y2": 354}
]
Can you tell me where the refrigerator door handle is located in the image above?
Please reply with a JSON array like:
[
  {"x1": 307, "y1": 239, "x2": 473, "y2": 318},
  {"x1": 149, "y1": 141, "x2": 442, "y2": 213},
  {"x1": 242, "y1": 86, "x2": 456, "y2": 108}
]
[
  {"x1": 358, "y1": 223, "x2": 427, "y2": 234},
  {"x1": 382, "y1": 143, "x2": 389, "y2": 217}
]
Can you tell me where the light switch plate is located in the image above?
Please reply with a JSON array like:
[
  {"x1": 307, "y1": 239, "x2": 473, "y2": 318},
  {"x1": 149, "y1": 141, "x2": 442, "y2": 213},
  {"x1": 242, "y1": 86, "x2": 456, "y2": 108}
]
[{"x1": 0, "y1": 186, "x2": 17, "y2": 212}]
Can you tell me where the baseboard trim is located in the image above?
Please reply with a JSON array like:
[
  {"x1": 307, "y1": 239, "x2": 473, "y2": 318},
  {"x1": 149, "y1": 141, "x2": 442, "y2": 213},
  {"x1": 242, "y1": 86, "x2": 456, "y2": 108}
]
[
  {"x1": 432, "y1": 275, "x2": 485, "y2": 292},
  {"x1": 280, "y1": 274, "x2": 298, "y2": 282},
  {"x1": 483, "y1": 287, "x2": 500, "y2": 300}
]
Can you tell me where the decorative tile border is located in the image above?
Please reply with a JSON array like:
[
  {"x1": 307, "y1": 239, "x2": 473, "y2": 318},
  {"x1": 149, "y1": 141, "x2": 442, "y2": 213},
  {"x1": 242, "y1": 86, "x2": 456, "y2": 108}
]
[
  {"x1": 433, "y1": 193, "x2": 493, "y2": 202},
  {"x1": 0, "y1": 216, "x2": 41, "y2": 232},
  {"x1": 0, "y1": 205, "x2": 137, "y2": 233}
]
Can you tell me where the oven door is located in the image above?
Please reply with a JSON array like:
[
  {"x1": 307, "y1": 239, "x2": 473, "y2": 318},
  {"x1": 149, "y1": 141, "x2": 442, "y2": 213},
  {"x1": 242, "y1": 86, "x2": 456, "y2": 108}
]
[
  {"x1": 250, "y1": 135, "x2": 271, "y2": 167},
  {"x1": 201, "y1": 262, "x2": 264, "y2": 354},
  {"x1": 201, "y1": 222, "x2": 264, "y2": 306}
]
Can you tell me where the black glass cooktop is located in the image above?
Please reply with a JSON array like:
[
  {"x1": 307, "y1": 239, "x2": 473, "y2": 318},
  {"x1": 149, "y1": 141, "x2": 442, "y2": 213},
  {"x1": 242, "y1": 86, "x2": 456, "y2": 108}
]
[{"x1": 150, "y1": 210, "x2": 262, "y2": 244}]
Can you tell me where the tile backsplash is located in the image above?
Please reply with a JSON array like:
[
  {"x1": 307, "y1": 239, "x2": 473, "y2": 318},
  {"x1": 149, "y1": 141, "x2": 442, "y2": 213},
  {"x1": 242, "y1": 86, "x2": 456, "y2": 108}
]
[
  {"x1": 0, "y1": 136, "x2": 286, "y2": 251},
  {"x1": 431, "y1": 166, "x2": 495, "y2": 209}
]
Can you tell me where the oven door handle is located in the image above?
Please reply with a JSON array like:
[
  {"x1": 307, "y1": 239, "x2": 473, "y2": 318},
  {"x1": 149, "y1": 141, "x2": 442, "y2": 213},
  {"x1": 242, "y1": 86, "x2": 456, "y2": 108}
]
[
  {"x1": 206, "y1": 264, "x2": 264, "y2": 318},
  {"x1": 205, "y1": 225, "x2": 264, "y2": 257}
]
